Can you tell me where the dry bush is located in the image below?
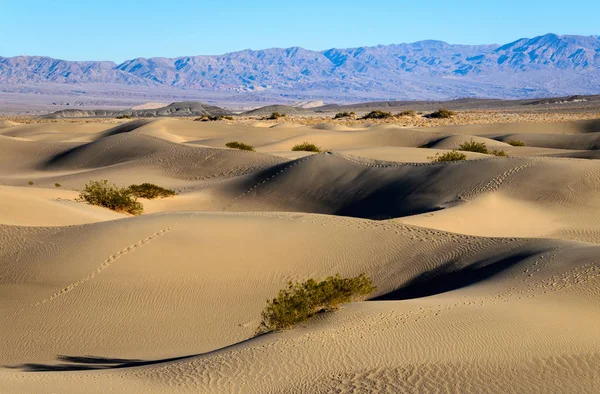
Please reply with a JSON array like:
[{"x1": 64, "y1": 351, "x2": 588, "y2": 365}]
[
  {"x1": 265, "y1": 112, "x2": 286, "y2": 120},
  {"x1": 258, "y1": 274, "x2": 376, "y2": 332},
  {"x1": 333, "y1": 111, "x2": 356, "y2": 119},
  {"x1": 291, "y1": 142, "x2": 321, "y2": 152},
  {"x1": 458, "y1": 139, "x2": 488, "y2": 153},
  {"x1": 430, "y1": 150, "x2": 467, "y2": 162},
  {"x1": 426, "y1": 108, "x2": 456, "y2": 119},
  {"x1": 77, "y1": 180, "x2": 143, "y2": 215},
  {"x1": 396, "y1": 110, "x2": 416, "y2": 117},
  {"x1": 361, "y1": 110, "x2": 393, "y2": 120},
  {"x1": 225, "y1": 141, "x2": 255, "y2": 151},
  {"x1": 127, "y1": 183, "x2": 176, "y2": 199},
  {"x1": 490, "y1": 149, "x2": 508, "y2": 157},
  {"x1": 508, "y1": 140, "x2": 525, "y2": 146}
]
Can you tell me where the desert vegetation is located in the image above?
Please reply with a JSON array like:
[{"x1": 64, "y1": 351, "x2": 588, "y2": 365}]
[
  {"x1": 333, "y1": 111, "x2": 356, "y2": 119},
  {"x1": 490, "y1": 149, "x2": 508, "y2": 157},
  {"x1": 116, "y1": 114, "x2": 132, "y2": 120},
  {"x1": 361, "y1": 110, "x2": 393, "y2": 120},
  {"x1": 265, "y1": 112, "x2": 286, "y2": 120},
  {"x1": 396, "y1": 110, "x2": 416, "y2": 117},
  {"x1": 430, "y1": 150, "x2": 467, "y2": 162},
  {"x1": 127, "y1": 183, "x2": 176, "y2": 199},
  {"x1": 28, "y1": 181, "x2": 34, "y2": 185},
  {"x1": 291, "y1": 142, "x2": 321, "y2": 152},
  {"x1": 508, "y1": 140, "x2": 526, "y2": 146},
  {"x1": 77, "y1": 180, "x2": 143, "y2": 215},
  {"x1": 258, "y1": 274, "x2": 376, "y2": 332},
  {"x1": 195, "y1": 115, "x2": 234, "y2": 122},
  {"x1": 55, "y1": 183, "x2": 61, "y2": 188},
  {"x1": 225, "y1": 141, "x2": 255, "y2": 151},
  {"x1": 458, "y1": 139, "x2": 489, "y2": 154},
  {"x1": 426, "y1": 108, "x2": 456, "y2": 119}
]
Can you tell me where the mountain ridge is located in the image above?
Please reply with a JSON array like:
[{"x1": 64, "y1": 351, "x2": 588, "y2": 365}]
[{"x1": 2, "y1": 33, "x2": 600, "y2": 102}]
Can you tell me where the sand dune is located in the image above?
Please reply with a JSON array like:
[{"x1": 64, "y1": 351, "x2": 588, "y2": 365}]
[{"x1": 0, "y1": 117, "x2": 599, "y2": 393}]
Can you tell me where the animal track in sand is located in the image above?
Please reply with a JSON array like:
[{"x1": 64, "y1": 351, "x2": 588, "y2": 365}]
[{"x1": 30, "y1": 227, "x2": 173, "y2": 308}]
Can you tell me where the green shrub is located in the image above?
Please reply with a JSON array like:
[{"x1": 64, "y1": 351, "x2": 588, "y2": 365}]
[
  {"x1": 77, "y1": 180, "x2": 143, "y2": 215},
  {"x1": 361, "y1": 110, "x2": 393, "y2": 120},
  {"x1": 116, "y1": 114, "x2": 132, "y2": 119},
  {"x1": 291, "y1": 142, "x2": 321, "y2": 152},
  {"x1": 55, "y1": 183, "x2": 61, "y2": 188},
  {"x1": 266, "y1": 112, "x2": 286, "y2": 120},
  {"x1": 259, "y1": 274, "x2": 376, "y2": 332},
  {"x1": 458, "y1": 139, "x2": 488, "y2": 154},
  {"x1": 490, "y1": 149, "x2": 508, "y2": 157},
  {"x1": 508, "y1": 140, "x2": 525, "y2": 147},
  {"x1": 225, "y1": 141, "x2": 255, "y2": 151},
  {"x1": 194, "y1": 115, "x2": 233, "y2": 122},
  {"x1": 28, "y1": 181, "x2": 34, "y2": 186},
  {"x1": 333, "y1": 111, "x2": 356, "y2": 119},
  {"x1": 127, "y1": 183, "x2": 176, "y2": 199},
  {"x1": 430, "y1": 150, "x2": 467, "y2": 162},
  {"x1": 396, "y1": 110, "x2": 416, "y2": 117},
  {"x1": 426, "y1": 108, "x2": 455, "y2": 119}
]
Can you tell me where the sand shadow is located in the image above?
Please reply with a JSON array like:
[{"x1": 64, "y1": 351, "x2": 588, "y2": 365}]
[
  {"x1": 375, "y1": 251, "x2": 535, "y2": 300},
  {"x1": 5, "y1": 354, "x2": 196, "y2": 372}
]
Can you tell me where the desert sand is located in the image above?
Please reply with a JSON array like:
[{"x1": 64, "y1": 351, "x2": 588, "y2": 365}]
[{"x1": 0, "y1": 117, "x2": 599, "y2": 393}]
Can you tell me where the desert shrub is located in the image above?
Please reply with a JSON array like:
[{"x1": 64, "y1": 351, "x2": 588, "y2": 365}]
[
  {"x1": 458, "y1": 139, "x2": 488, "y2": 154},
  {"x1": 361, "y1": 110, "x2": 393, "y2": 120},
  {"x1": 430, "y1": 150, "x2": 467, "y2": 162},
  {"x1": 77, "y1": 180, "x2": 143, "y2": 215},
  {"x1": 508, "y1": 140, "x2": 525, "y2": 147},
  {"x1": 28, "y1": 181, "x2": 34, "y2": 185},
  {"x1": 490, "y1": 149, "x2": 508, "y2": 157},
  {"x1": 55, "y1": 183, "x2": 61, "y2": 188},
  {"x1": 127, "y1": 183, "x2": 176, "y2": 199},
  {"x1": 225, "y1": 141, "x2": 255, "y2": 151},
  {"x1": 116, "y1": 114, "x2": 132, "y2": 119},
  {"x1": 426, "y1": 108, "x2": 455, "y2": 119},
  {"x1": 396, "y1": 110, "x2": 416, "y2": 117},
  {"x1": 259, "y1": 274, "x2": 376, "y2": 332},
  {"x1": 291, "y1": 142, "x2": 321, "y2": 152},
  {"x1": 266, "y1": 112, "x2": 286, "y2": 120},
  {"x1": 333, "y1": 111, "x2": 356, "y2": 119},
  {"x1": 194, "y1": 115, "x2": 233, "y2": 122}
]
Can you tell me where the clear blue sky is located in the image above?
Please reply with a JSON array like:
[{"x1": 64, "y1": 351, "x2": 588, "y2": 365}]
[{"x1": 1, "y1": 0, "x2": 598, "y2": 62}]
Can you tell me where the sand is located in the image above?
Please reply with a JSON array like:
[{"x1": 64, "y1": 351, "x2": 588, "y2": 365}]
[{"x1": 0, "y1": 117, "x2": 599, "y2": 393}]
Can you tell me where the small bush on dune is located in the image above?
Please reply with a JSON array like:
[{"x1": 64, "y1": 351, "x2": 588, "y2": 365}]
[
  {"x1": 55, "y1": 183, "x2": 61, "y2": 188},
  {"x1": 490, "y1": 149, "x2": 508, "y2": 157},
  {"x1": 508, "y1": 140, "x2": 525, "y2": 147},
  {"x1": 258, "y1": 274, "x2": 376, "y2": 332},
  {"x1": 226, "y1": 141, "x2": 255, "y2": 151},
  {"x1": 265, "y1": 112, "x2": 286, "y2": 120},
  {"x1": 127, "y1": 183, "x2": 176, "y2": 199},
  {"x1": 430, "y1": 150, "x2": 467, "y2": 162},
  {"x1": 333, "y1": 111, "x2": 356, "y2": 119},
  {"x1": 28, "y1": 181, "x2": 34, "y2": 186},
  {"x1": 194, "y1": 115, "x2": 233, "y2": 122},
  {"x1": 396, "y1": 110, "x2": 416, "y2": 117},
  {"x1": 426, "y1": 108, "x2": 455, "y2": 119},
  {"x1": 291, "y1": 142, "x2": 321, "y2": 152},
  {"x1": 77, "y1": 180, "x2": 143, "y2": 215},
  {"x1": 458, "y1": 139, "x2": 488, "y2": 154},
  {"x1": 361, "y1": 110, "x2": 393, "y2": 120}
]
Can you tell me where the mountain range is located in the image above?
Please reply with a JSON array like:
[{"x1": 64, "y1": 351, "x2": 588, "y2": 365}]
[{"x1": 1, "y1": 33, "x2": 600, "y2": 103}]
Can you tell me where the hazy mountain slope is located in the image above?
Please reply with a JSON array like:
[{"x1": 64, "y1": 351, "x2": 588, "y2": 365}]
[{"x1": 2, "y1": 34, "x2": 600, "y2": 101}]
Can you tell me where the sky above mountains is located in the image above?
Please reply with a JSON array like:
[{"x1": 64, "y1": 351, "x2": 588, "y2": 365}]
[{"x1": 1, "y1": 0, "x2": 599, "y2": 62}]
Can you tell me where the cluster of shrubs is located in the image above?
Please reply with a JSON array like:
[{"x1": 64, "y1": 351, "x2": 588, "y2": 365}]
[
  {"x1": 425, "y1": 108, "x2": 455, "y2": 119},
  {"x1": 195, "y1": 115, "x2": 234, "y2": 122},
  {"x1": 77, "y1": 180, "x2": 176, "y2": 215},
  {"x1": 458, "y1": 139, "x2": 507, "y2": 156},
  {"x1": 116, "y1": 114, "x2": 132, "y2": 120},
  {"x1": 226, "y1": 141, "x2": 255, "y2": 151},
  {"x1": 291, "y1": 142, "x2": 321, "y2": 152},
  {"x1": 258, "y1": 274, "x2": 376, "y2": 332},
  {"x1": 396, "y1": 110, "x2": 416, "y2": 117},
  {"x1": 430, "y1": 150, "x2": 467, "y2": 162},
  {"x1": 333, "y1": 111, "x2": 356, "y2": 119},
  {"x1": 264, "y1": 112, "x2": 286, "y2": 120},
  {"x1": 361, "y1": 110, "x2": 393, "y2": 120},
  {"x1": 508, "y1": 140, "x2": 525, "y2": 147}
]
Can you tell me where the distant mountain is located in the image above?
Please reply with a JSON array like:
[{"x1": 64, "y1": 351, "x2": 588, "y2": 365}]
[{"x1": 2, "y1": 34, "x2": 600, "y2": 102}]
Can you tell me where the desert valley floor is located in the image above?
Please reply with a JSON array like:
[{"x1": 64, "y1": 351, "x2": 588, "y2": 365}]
[{"x1": 0, "y1": 117, "x2": 599, "y2": 393}]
